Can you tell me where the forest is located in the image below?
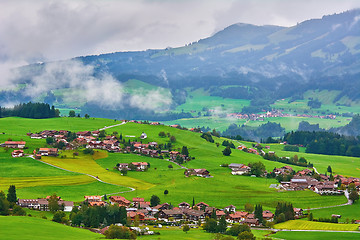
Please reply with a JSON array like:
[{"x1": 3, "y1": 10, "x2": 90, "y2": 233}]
[{"x1": 0, "y1": 102, "x2": 60, "y2": 119}]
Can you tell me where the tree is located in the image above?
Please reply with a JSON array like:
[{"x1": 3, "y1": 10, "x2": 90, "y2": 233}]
[
  {"x1": 99, "y1": 130, "x2": 106, "y2": 138},
  {"x1": 170, "y1": 135, "x2": 176, "y2": 143},
  {"x1": 349, "y1": 190, "x2": 359, "y2": 203},
  {"x1": 217, "y1": 215, "x2": 227, "y2": 233},
  {"x1": 222, "y1": 146, "x2": 232, "y2": 156},
  {"x1": 48, "y1": 193, "x2": 59, "y2": 212},
  {"x1": 46, "y1": 137, "x2": 54, "y2": 145},
  {"x1": 327, "y1": 165, "x2": 332, "y2": 173},
  {"x1": 104, "y1": 224, "x2": 136, "y2": 239},
  {"x1": 0, "y1": 191, "x2": 10, "y2": 215},
  {"x1": 227, "y1": 224, "x2": 251, "y2": 236},
  {"x1": 12, "y1": 205, "x2": 26, "y2": 216},
  {"x1": 192, "y1": 197, "x2": 195, "y2": 208},
  {"x1": 183, "y1": 224, "x2": 190, "y2": 234},
  {"x1": 150, "y1": 195, "x2": 160, "y2": 207},
  {"x1": 181, "y1": 146, "x2": 189, "y2": 156},
  {"x1": 168, "y1": 164, "x2": 173, "y2": 169},
  {"x1": 248, "y1": 161, "x2": 266, "y2": 177},
  {"x1": 7, "y1": 185, "x2": 17, "y2": 205},
  {"x1": 68, "y1": 110, "x2": 76, "y2": 117},
  {"x1": 244, "y1": 203, "x2": 254, "y2": 213},
  {"x1": 158, "y1": 131, "x2": 166, "y2": 137},
  {"x1": 164, "y1": 190, "x2": 169, "y2": 195},
  {"x1": 237, "y1": 231, "x2": 256, "y2": 240},
  {"x1": 84, "y1": 114, "x2": 90, "y2": 119},
  {"x1": 52, "y1": 211, "x2": 66, "y2": 223},
  {"x1": 254, "y1": 204, "x2": 263, "y2": 223},
  {"x1": 203, "y1": 217, "x2": 218, "y2": 233},
  {"x1": 308, "y1": 212, "x2": 313, "y2": 221}
]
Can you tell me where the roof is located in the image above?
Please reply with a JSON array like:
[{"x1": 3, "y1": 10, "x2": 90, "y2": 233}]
[
  {"x1": 196, "y1": 202, "x2": 209, "y2": 207},
  {"x1": 133, "y1": 197, "x2": 144, "y2": 202},
  {"x1": 4, "y1": 141, "x2": 26, "y2": 144},
  {"x1": 229, "y1": 163, "x2": 244, "y2": 168}
]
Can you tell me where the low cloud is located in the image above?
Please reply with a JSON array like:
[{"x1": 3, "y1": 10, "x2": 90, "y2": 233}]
[{"x1": 18, "y1": 59, "x2": 172, "y2": 111}]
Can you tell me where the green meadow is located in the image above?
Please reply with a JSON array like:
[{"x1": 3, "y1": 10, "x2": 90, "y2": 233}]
[
  {"x1": 0, "y1": 216, "x2": 104, "y2": 240},
  {"x1": 271, "y1": 231, "x2": 360, "y2": 240},
  {"x1": 274, "y1": 220, "x2": 359, "y2": 231}
]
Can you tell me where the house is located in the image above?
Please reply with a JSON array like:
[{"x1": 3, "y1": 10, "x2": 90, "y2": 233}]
[
  {"x1": 30, "y1": 134, "x2": 42, "y2": 139},
  {"x1": 158, "y1": 209, "x2": 184, "y2": 221},
  {"x1": 262, "y1": 210, "x2": 274, "y2": 221},
  {"x1": 118, "y1": 163, "x2": 130, "y2": 171},
  {"x1": 224, "y1": 205, "x2": 236, "y2": 213},
  {"x1": 2, "y1": 141, "x2": 26, "y2": 149},
  {"x1": 178, "y1": 202, "x2": 190, "y2": 209},
  {"x1": 17, "y1": 198, "x2": 73, "y2": 212},
  {"x1": 91, "y1": 130, "x2": 100, "y2": 136},
  {"x1": 84, "y1": 195, "x2": 102, "y2": 202},
  {"x1": 133, "y1": 197, "x2": 145, "y2": 205},
  {"x1": 184, "y1": 169, "x2": 211, "y2": 178},
  {"x1": 89, "y1": 201, "x2": 106, "y2": 207},
  {"x1": 76, "y1": 131, "x2": 91, "y2": 138},
  {"x1": 127, "y1": 212, "x2": 145, "y2": 221},
  {"x1": 293, "y1": 208, "x2": 303, "y2": 218},
  {"x1": 242, "y1": 218, "x2": 259, "y2": 226},
  {"x1": 131, "y1": 162, "x2": 148, "y2": 171},
  {"x1": 196, "y1": 202, "x2": 209, "y2": 210},
  {"x1": 313, "y1": 183, "x2": 339, "y2": 195},
  {"x1": 38, "y1": 148, "x2": 58, "y2": 156},
  {"x1": 109, "y1": 196, "x2": 131, "y2": 206},
  {"x1": 216, "y1": 210, "x2": 226, "y2": 218},
  {"x1": 140, "y1": 132, "x2": 147, "y2": 139},
  {"x1": 229, "y1": 163, "x2": 250, "y2": 175},
  {"x1": 12, "y1": 150, "x2": 24, "y2": 157},
  {"x1": 228, "y1": 211, "x2": 248, "y2": 223},
  {"x1": 183, "y1": 209, "x2": 205, "y2": 221}
]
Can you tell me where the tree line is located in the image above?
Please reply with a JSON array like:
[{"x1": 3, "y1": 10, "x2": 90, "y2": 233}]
[{"x1": 0, "y1": 102, "x2": 59, "y2": 119}]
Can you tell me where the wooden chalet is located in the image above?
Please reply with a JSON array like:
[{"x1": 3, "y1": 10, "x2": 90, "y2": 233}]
[{"x1": 2, "y1": 141, "x2": 26, "y2": 149}]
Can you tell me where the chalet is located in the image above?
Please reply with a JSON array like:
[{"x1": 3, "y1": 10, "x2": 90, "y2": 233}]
[
  {"x1": 274, "y1": 166, "x2": 293, "y2": 175},
  {"x1": 229, "y1": 163, "x2": 250, "y2": 175},
  {"x1": 153, "y1": 203, "x2": 170, "y2": 210},
  {"x1": 196, "y1": 202, "x2": 209, "y2": 210},
  {"x1": 293, "y1": 208, "x2": 303, "y2": 218},
  {"x1": 109, "y1": 196, "x2": 131, "y2": 206},
  {"x1": 224, "y1": 205, "x2": 236, "y2": 213},
  {"x1": 296, "y1": 169, "x2": 312, "y2": 176},
  {"x1": 216, "y1": 210, "x2": 226, "y2": 218},
  {"x1": 131, "y1": 162, "x2": 148, "y2": 171},
  {"x1": 133, "y1": 197, "x2": 145, "y2": 205},
  {"x1": 91, "y1": 130, "x2": 100, "y2": 136},
  {"x1": 30, "y1": 134, "x2": 42, "y2": 139},
  {"x1": 127, "y1": 212, "x2": 145, "y2": 221},
  {"x1": 158, "y1": 209, "x2": 184, "y2": 221},
  {"x1": 313, "y1": 183, "x2": 339, "y2": 195},
  {"x1": 76, "y1": 131, "x2": 91, "y2": 138},
  {"x1": 247, "y1": 148, "x2": 259, "y2": 155},
  {"x1": 118, "y1": 163, "x2": 130, "y2": 170},
  {"x1": 228, "y1": 211, "x2": 248, "y2": 223},
  {"x1": 262, "y1": 210, "x2": 274, "y2": 221},
  {"x1": 17, "y1": 198, "x2": 73, "y2": 212},
  {"x1": 138, "y1": 201, "x2": 151, "y2": 209},
  {"x1": 331, "y1": 214, "x2": 341, "y2": 219},
  {"x1": 185, "y1": 169, "x2": 211, "y2": 178},
  {"x1": 12, "y1": 150, "x2": 24, "y2": 157},
  {"x1": 170, "y1": 124, "x2": 179, "y2": 128},
  {"x1": 183, "y1": 209, "x2": 205, "y2": 221},
  {"x1": 2, "y1": 141, "x2": 26, "y2": 149},
  {"x1": 87, "y1": 141, "x2": 103, "y2": 149},
  {"x1": 148, "y1": 142, "x2": 158, "y2": 148},
  {"x1": 242, "y1": 218, "x2": 259, "y2": 226},
  {"x1": 237, "y1": 145, "x2": 246, "y2": 150},
  {"x1": 38, "y1": 148, "x2": 58, "y2": 156},
  {"x1": 178, "y1": 202, "x2": 190, "y2": 209},
  {"x1": 84, "y1": 195, "x2": 102, "y2": 202}
]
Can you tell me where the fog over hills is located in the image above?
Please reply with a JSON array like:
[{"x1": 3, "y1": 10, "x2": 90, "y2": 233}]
[{"x1": 2, "y1": 9, "x2": 360, "y2": 119}]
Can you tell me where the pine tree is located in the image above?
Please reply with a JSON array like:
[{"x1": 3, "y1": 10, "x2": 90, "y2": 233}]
[
  {"x1": 7, "y1": 185, "x2": 17, "y2": 204},
  {"x1": 254, "y1": 204, "x2": 263, "y2": 223},
  {"x1": 217, "y1": 215, "x2": 227, "y2": 233}
]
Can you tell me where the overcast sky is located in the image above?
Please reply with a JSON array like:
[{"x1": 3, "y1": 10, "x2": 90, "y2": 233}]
[{"x1": 1, "y1": 0, "x2": 360, "y2": 65}]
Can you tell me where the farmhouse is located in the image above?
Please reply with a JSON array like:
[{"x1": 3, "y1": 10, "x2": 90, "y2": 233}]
[
  {"x1": 38, "y1": 148, "x2": 58, "y2": 156},
  {"x1": 158, "y1": 209, "x2": 184, "y2": 221},
  {"x1": 76, "y1": 131, "x2": 91, "y2": 138},
  {"x1": 12, "y1": 150, "x2": 24, "y2": 157},
  {"x1": 109, "y1": 196, "x2": 131, "y2": 207},
  {"x1": 229, "y1": 163, "x2": 250, "y2": 175},
  {"x1": 84, "y1": 195, "x2": 102, "y2": 202},
  {"x1": 178, "y1": 202, "x2": 190, "y2": 209},
  {"x1": 2, "y1": 141, "x2": 26, "y2": 149},
  {"x1": 228, "y1": 211, "x2": 248, "y2": 223},
  {"x1": 184, "y1": 168, "x2": 211, "y2": 178},
  {"x1": 17, "y1": 198, "x2": 74, "y2": 212},
  {"x1": 131, "y1": 162, "x2": 148, "y2": 171}
]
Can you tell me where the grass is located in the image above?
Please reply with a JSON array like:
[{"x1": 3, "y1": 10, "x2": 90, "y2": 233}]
[
  {"x1": 274, "y1": 220, "x2": 359, "y2": 231},
  {"x1": 262, "y1": 144, "x2": 360, "y2": 178},
  {"x1": 138, "y1": 226, "x2": 213, "y2": 240},
  {"x1": 0, "y1": 216, "x2": 104, "y2": 240},
  {"x1": 271, "y1": 231, "x2": 360, "y2": 240},
  {"x1": 16, "y1": 181, "x2": 129, "y2": 202},
  {"x1": 310, "y1": 202, "x2": 360, "y2": 221}
]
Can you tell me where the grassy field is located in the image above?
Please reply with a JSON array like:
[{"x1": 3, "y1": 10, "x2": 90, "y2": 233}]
[
  {"x1": 309, "y1": 202, "x2": 360, "y2": 221},
  {"x1": 262, "y1": 144, "x2": 360, "y2": 178},
  {"x1": 274, "y1": 220, "x2": 359, "y2": 231},
  {"x1": 271, "y1": 231, "x2": 360, "y2": 240},
  {"x1": 0, "y1": 216, "x2": 104, "y2": 240}
]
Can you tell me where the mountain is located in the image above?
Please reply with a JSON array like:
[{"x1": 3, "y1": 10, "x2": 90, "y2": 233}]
[{"x1": 3, "y1": 9, "x2": 360, "y2": 119}]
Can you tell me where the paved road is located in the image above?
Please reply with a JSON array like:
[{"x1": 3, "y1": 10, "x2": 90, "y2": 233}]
[
  {"x1": 27, "y1": 155, "x2": 135, "y2": 196},
  {"x1": 99, "y1": 121, "x2": 126, "y2": 131}
]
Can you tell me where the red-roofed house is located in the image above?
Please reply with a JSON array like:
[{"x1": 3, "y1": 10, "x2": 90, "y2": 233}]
[
  {"x1": 12, "y1": 150, "x2": 24, "y2": 157},
  {"x1": 3, "y1": 141, "x2": 26, "y2": 149}
]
